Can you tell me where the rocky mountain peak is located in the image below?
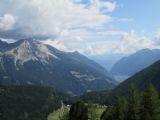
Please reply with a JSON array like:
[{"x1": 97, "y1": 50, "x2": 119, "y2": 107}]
[{"x1": 4, "y1": 38, "x2": 60, "y2": 65}]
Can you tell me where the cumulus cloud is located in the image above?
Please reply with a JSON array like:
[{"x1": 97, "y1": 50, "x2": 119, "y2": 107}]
[
  {"x1": 113, "y1": 31, "x2": 157, "y2": 54},
  {"x1": 85, "y1": 31, "x2": 160, "y2": 55},
  {"x1": 0, "y1": 14, "x2": 16, "y2": 31},
  {"x1": 1, "y1": 0, "x2": 159, "y2": 56},
  {"x1": 43, "y1": 30, "x2": 160, "y2": 56},
  {"x1": 0, "y1": 0, "x2": 115, "y2": 35}
]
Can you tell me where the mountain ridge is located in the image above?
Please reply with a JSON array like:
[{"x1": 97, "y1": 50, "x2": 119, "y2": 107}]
[
  {"x1": 110, "y1": 48, "x2": 160, "y2": 77},
  {"x1": 80, "y1": 59, "x2": 160, "y2": 104},
  {"x1": 0, "y1": 38, "x2": 117, "y2": 95}
]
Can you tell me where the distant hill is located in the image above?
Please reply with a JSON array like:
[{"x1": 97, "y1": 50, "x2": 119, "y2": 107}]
[
  {"x1": 0, "y1": 38, "x2": 116, "y2": 95},
  {"x1": 110, "y1": 49, "x2": 160, "y2": 78},
  {"x1": 0, "y1": 85, "x2": 69, "y2": 120}
]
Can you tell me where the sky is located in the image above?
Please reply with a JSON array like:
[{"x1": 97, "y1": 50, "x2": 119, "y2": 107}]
[{"x1": 0, "y1": 0, "x2": 160, "y2": 56}]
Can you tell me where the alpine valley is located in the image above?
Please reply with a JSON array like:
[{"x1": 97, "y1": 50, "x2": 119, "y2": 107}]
[{"x1": 1, "y1": 1, "x2": 160, "y2": 120}]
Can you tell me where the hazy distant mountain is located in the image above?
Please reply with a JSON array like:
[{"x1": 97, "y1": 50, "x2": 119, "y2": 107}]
[
  {"x1": 110, "y1": 49, "x2": 160, "y2": 77},
  {"x1": 113, "y1": 60, "x2": 160, "y2": 95},
  {"x1": 0, "y1": 38, "x2": 117, "y2": 95}
]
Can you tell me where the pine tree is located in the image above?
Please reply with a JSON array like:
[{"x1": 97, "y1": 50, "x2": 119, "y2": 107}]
[
  {"x1": 127, "y1": 84, "x2": 140, "y2": 120},
  {"x1": 69, "y1": 101, "x2": 88, "y2": 120},
  {"x1": 101, "y1": 106, "x2": 114, "y2": 120},
  {"x1": 140, "y1": 84, "x2": 160, "y2": 120},
  {"x1": 114, "y1": 96, "x2": 128, "y2": 120}
]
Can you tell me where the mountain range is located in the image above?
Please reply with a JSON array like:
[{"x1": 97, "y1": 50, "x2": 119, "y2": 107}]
[
  {"x1": 110, "y1": 48, "x2": 160, "y2": 79},
  {"x1": 0, "y1": 38, "x2": 117, "y2": 95}
]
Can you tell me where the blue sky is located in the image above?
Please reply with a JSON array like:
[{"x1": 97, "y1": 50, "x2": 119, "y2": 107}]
[
  {"x1": 0, "y1": 0, "x2": 160, "y2": 56},
  {"x1": 111, "y1": 0, "x2": 160, "y2": 37}
]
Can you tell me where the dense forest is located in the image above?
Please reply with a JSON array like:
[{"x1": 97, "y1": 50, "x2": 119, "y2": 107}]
[{"x1": 0, "y1": 85, "x2": 69, "y2": 120}]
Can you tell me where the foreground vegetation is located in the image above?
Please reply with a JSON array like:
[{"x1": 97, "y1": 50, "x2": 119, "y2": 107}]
[
  {"x1": 48, "y1": 106, "x2": 69, "y2": 120},
  {"x1": 49, "y1": 84, "x2": 160, "y2": 120},
  {"x1": 101, "y1": 84, "x2": 160, "y2": 120},
  {"x1": 1, "y1": 84, "x2": 159, "y2": 120},
  {"x1": 48, "y1": 103, "x2": 106, "y2": 120}
]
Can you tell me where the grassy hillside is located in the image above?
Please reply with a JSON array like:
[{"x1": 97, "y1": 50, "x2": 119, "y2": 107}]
[{"x1": 48, "y1": 107, "x2": 69, "y2": 120}]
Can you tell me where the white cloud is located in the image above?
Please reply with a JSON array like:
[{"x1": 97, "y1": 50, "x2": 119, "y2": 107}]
[
  {"x1": 1, "y1": 0, "x2": 158, "y2": 56},
  {"x1": 104, "y1": 1, "x2": 116, "y2": 12},
  {"x1": 0, "y1": 0, "x2": 119, "y2": 56},
  {"x1": 43, "y1": 30, "x2": 160, "y2": 56},
  {"x1": 85, "y1": 31, "x2": 159, "y2": 56},
  {"x1": 0, "y1": 14, "x2": 16, "y2": 31},
  {"x1": 0, "y1": 0, "x2": 114, "y2": 35},
  {"x1": 113, "y1": 31, "x2": 157, "y2": 54},
  {"x1": 90, "y1": 0, "x2": 116, "y2": 12},
  {"x1": 43, "y1": 29, "x2": 89, "y2": 52},
  {"x1": 156, "y1": 31, "x2": 160, "y2": 38}
]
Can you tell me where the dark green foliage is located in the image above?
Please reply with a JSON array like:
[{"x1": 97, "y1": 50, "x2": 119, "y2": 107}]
[
  {"x1": 69, "y1": 101, "x2": 88, "y2": 120},
  {"x1": 127, "y1": 85, "x2": 140, "y2": 120},
  {"x1": 101, "y1": 106, "x2": 114, "y2": 120},
  {"x1": 0, "y1": 85, "x2": 69, "y2": 120},
  {"x1": 140, "y1": 85, "x2": 160, "y2": 120},
  {"x1": 101, "y1": 97, "x2": 127, "y2": 120},
  {"x1": 114, "y1": 96, "x2": 128, "y2": 120},
  {"x1": 79, "y1": 90, "x2": 113, "y2": 104},
  {"x1": 101, "y1": 85, "x2": 160, "y2": 120}
]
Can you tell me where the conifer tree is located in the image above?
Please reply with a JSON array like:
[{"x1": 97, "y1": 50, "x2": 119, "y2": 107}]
[
  {"x1": 101, "y1": 106, "x2": 114, "y2": 120},
  {"x1": 140, "y1": 84, "x2": 160, "y2": 120},
  {"x1": 114, "y1": 96, "x2": 128, "y2": 120},
  {"x1": 127, "y1": 84, "x2": 140, "y2": 120},
  {"x1": 69, "y1": 101, "x2": 88, "y2": 120}
]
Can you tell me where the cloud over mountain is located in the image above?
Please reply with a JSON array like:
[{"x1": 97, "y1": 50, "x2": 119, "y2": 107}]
[
  {"x1": 0, "y1": 14, "x2": 16, "y2": 31},
  {"x1": 0, "y1": 0, "x2": 115, "y2": 35},
  {"x1": 0, "y1": 0, "x2": 160, "y2": 56}
]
